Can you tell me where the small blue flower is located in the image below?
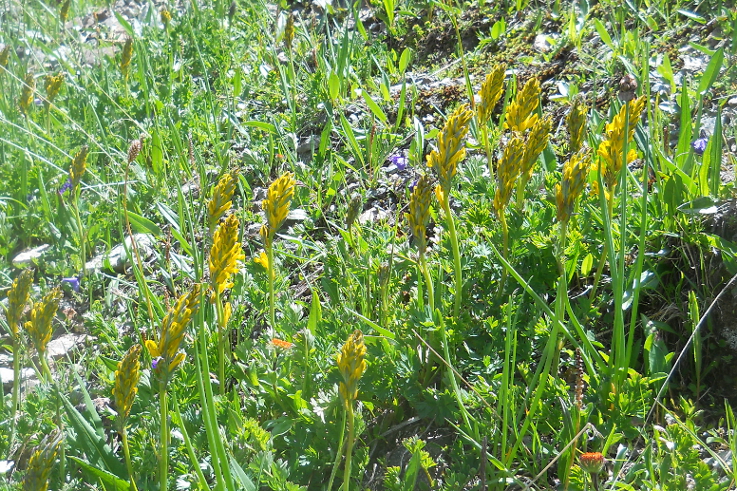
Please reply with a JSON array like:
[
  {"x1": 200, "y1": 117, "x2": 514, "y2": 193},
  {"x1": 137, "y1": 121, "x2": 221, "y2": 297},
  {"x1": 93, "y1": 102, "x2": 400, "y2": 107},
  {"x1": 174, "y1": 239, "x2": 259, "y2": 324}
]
[
  {"x1": 692, "y1": 137, "x2": 708, "y2": 156},
  {"x1": 61, "y1": 276, "x2": 80, "y2": 292},
  {"x1": 59, "y1": 177, "x2": 72, "y2": 194},
  {"x1": 389, "y1": 153, "x2": 409, "y2": 171}
]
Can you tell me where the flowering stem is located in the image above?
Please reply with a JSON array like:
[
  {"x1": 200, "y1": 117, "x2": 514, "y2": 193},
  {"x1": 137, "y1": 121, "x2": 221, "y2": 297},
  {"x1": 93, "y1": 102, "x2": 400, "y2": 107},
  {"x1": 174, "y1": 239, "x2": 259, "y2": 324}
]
[
  {"x1": 121, "y1": 426, "x2": 139, "y2": 491},
  {"x1": 342, "y1": 402, "x2": 355, "y2": 491},
  {"x1": 327, "y1": 408, "x2": 347, "y2": 491},
  {"x1": 481, "y1": 125, "x2": 494, "y2": 182},
  {"x1": 159, "y1": 381, "x2": 169, "y2": 491},
  {"x1": 419, "y1": 251, "x2": 434, "y2": 314},
  {"x1": 441, "y1": 199, "x2": 463, "y2": 319},
  {"x1": 499, "y1": 213, "x2": 510, "y2": 292},
  {"x1": 215, "y1": 290, "x2": 227, "y2": 395},
  {"x1": 439, "y1": 315, "x2": 471, "y2": 431},
  {"x1": 72, "y1": 196, "x2": 86, "y2": 273},
  {"x1": 588, "y1": 198, "x2": 613, "y2": 302},
  {"x1": 267, "y1": 239, "x2": 276, "y2": 336},
  {"x1": 10, "y1": 336, "x2": 20, "y2": 448}
]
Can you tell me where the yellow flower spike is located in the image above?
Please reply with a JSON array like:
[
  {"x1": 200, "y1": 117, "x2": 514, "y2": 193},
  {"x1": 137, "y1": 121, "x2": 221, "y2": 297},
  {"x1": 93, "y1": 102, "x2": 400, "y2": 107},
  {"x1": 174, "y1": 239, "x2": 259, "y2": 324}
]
[
  {"x1": 426, "y1": 104, "x2": 474, "y2": 208},
  {"x1": 556, "y1": 150, "x2": 592, "y2": 223},
  {"x1": 207, "y1": 170, "x2": 238, "y2": 232},
  {"x1": 22, "y1": 432, "x2": 62, "y2": 491},
  {"x1": 567, "y1": 97, "x2": 588, "y2": 153},
  {"x1": 596, "y1": 96, "x2": 646, "y2": 194},
  {"x1": 146, "y1": 285, "x2": 201, "y2": 377},
  {"x1": 520, "y1": 116, "x2": 552, "y2": 181},
  {"x1": 113, "y1": 344, "x2": 142, "y2": 422},
  {"x1": 504, "y1": 78, "x2": 541, "y2": 133},
  {"x1": 210, "y1": 214, "x2": 244, "y2": 296},
  {"x1": 25, "y1": 288, "x2": 62, "y2": 357},
  {"x1": 44, "y1": 74, "x2": 64, "y2": 108},
  {"x1": 120, "y1": 37, "x2": 133, "y2": 79},
  {"x1": 284, "y1": 12, "x2": 295, "y2": 51},
  {"x1": 337, "y1": 330, "x2": 367, "y2": 407},
  {"x1": 69, "y1": 145, "x2": 89, "y2": 192},
  {"x1": 406, "y1": 174, "x2": 433, "y2": 255},
  {"x1": 19, "y1": 72, "x2": 35, "y2": 115},
  {"x1": 476, "y1": 65, "x2": 506, "y2": 125},
  {"x1": 5, "y1": 269, "x2": 33, "y2": 337},
  {"x1": 493, "y1": 136, "x2": 525, "y2": 217},
  {"x1": 60, "y1": 0, "x2": 71, "y2": 22},
  {"x1": 254, "y1": 250, "x2": 270, "y2": 270},
  {"x1": 0, "y1": 44, "x2": 10, "y2": 68},
  {"x1": 262, "y1": 172, "x2": 296, "y2": 244}
]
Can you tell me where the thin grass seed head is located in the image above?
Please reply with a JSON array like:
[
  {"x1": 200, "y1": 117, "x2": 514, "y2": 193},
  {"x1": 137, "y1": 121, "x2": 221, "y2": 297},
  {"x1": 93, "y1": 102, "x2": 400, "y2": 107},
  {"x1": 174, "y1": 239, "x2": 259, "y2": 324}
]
[
  {"x1": 406, "y1": 174, "x2": 433, "y2": 255},
  {"x1": 22, "y1": 432, "x2": 62, "y2": 491},
  {"x1": 596, "y1": 96, "x2": 646, "y2": 196},
  {"x1": 284, "y1": 13, "x2": 295, "y2": 51},
  {"x1": 60, "y1": 0, "x2": 71, "y2": 22},
  {"x1": 207, "y1": 170, "x2": 238, "y2": 231},
  {"x1": 145, "y1": 285, "x2": 201, "y2": 377},
  {"x1": 520, "y1": 116, "x2": 552, "y2": 181},
  {"x1": 127, "y1": 138, "x2": 142, "y2": 164},
  {"x1": 346, "y1": 194, "x2": 362, "y2": 230},
  {"x1": 44, "y1": 74, "x2": 64, "y2": 108},
  {"x1": 504, "y1": 78, "x2": 540, "y2": 133},
  {"x1": 113, "y1": 344, "x2": 142, "y2": 422},
  {"x1": 262, "y1": 172, "x2": 296, "y2": 244},
  {"x1": 210, "y1": 214, "x2": 244, "y2": 297},
  {"x1": 426, "y1": 104, "x2": 473, "y2": 207},
  {"x1": 556, "y1": 150, "x2": 592, "y2": 223},
  {"x1": 6, "y1": 269, "x2": 33, "y2": 337},
  {"x1": 69, "y1": 145, "x2": 89, "y2": 192},
  {"x1": 493, "y1": 136, "x2": 525, "y2": 217},
  {"x1": 0, "y1": 44, "x2": 10, "y2": 68},
  {"x1": 120, "y1": 37, "x2": 133, "y2": 78},
  {"x1": 567, "y1": 97, "x2": 587, "y2": 153},
  {"x1": 476, "y1": 65, "x2": 506, "y2": 125},
  {"x1": 19, "y1": 72, "x2": 35, "y2": 115},
  {"x1": 24, "y1": 288, "x2": 62, "y2": 356},
  {"x1": 337, "y1": 330, "x2": 367, "y2": 408}
]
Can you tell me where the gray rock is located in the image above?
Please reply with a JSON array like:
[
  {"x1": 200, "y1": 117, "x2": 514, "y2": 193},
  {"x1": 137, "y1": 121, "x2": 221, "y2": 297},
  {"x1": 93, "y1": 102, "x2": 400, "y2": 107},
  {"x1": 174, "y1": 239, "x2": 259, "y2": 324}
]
[
  {"x1": 728, "y1": 97, "x2": 737, "y2": 107},
  {"x1": 47, "y1": 333, "x2": 93, "y2": 360},
  {"x1": 85, "y1": 234, "x2": 155, "y2": 273},
  {"x1": 358, "y1": 207, "x2": 390, "y2": 225},
  {"x1": 12, "y1": 244, "x2": 51, "y2": 268},
  {"x1": 0, "y1": 366, "x2": 37, "y2": 392}
]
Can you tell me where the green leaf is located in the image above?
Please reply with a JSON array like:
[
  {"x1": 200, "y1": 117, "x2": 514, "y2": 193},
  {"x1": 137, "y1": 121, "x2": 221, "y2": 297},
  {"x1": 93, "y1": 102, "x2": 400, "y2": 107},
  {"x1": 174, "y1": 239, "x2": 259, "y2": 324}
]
[
  {"x1": 68, "y1": 457, "x2": 131, "y2": 490},
  {"x1": 329, "y1": 72, "x2": 340, "y2": 101},
  {"x1": 244, "y1": 120, "x2": 277, "y2": 133},
  {"x1": 677, "y1": 9, "x2": 706, "y2": 24},
  {"x1": 307, "y1": 289, "x2": 322, "y2": 335},
  {"x1": 398, "y1": 48, "x2": 411, "y2": 73},
  {"x1": 230, "y1": 456, "x2": 257, "y2": 491},
  {"x1": 593, "y1": 19, "x2": 614, "y2": 49},
  {"x1": 126, "y1": 211, "x2": 163, "y2": 237},
  {"x1": 580, "y1": 253, "x2": 594, "y2": 277},
  {"x1": 698, "y1": 48, "x2": 724, "y2": 95},
  {"x1": 151, "y1": 129, "x2": 164, "y2": 176},
  {"x1": 357, "y1": 88, "x2": 388, "y2": 124},
  {"x1": 349, "y1": 309, "x2": 395, "y2": 340}
]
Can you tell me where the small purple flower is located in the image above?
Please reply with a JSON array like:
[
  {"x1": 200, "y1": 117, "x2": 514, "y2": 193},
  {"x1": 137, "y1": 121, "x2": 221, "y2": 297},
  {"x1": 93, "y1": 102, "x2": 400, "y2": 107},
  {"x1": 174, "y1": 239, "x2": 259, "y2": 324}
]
[
  {"x1": 692, "y1": 137, "x2": 708, "y2": 156},
  {"x1": 389, "y1": 153, "x2": 409, "y2": 171},
  {"x1": 59, "y1": 177, "x2": 72, "y2": 195},
  {"x1": 409, "y1": 178, "x2": 418, "y2": 192},
  {"x1": 61, "y1": 276, "x2": 80, "y2": 292},
  {"x1": 152, "y1": 358, "x2": 160, "y2": 370}
]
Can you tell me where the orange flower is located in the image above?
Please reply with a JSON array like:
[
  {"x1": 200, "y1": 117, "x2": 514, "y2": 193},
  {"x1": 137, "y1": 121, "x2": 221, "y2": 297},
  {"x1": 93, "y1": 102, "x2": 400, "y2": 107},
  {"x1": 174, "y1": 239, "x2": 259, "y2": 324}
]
[
  {"x1": 271, "y1": 338, "x2": 293, "y2": 349},
  {"x1": 579, "y1": 452, "x2": 605, "y2": 475}
]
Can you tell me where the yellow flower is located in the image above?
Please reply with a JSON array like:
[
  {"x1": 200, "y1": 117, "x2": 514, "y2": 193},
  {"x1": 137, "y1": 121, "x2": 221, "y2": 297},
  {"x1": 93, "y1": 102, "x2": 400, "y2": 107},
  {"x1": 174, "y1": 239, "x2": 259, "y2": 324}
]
[
  {"x1": 406, "y1": 174, "x2": 433, "y2": 255},
  {"x1": 160, "y1": 8, "x2": 172, "y2": 25},
  {"x1": 0, "y1": 44, "x2": 10, "y2": 68},
  {"x1": 113, "y1": 344, "x2": 142, "y2": 422},
  {"x1": 145, "y1": 285, "x2": 201, "y2": 377},
  {"x1": 69, "y1": 145, "x2": 89, "y2": 192},
  {"x1": 504, "y1": 78, "x2": 540, "y2": 133},
  {"x1": 426, "y1": 105, "x2": 473, "y2": 208},
  {"x1": 25, "y1": 288, "x2": 63, "y2": 356},
  {"x1": 60, "y1": 0, "x2": 71, "y2": 22},
  {"x1": 520, "y1": 116, "x2": 552, "y2": 182},
  {"x1": 210, "y1": 214, "x2": 244, "y2": 296},
  {"x1": 5, "y1": 269, "x2": 33, "y2": 337},
  {"x1": 19, "y1": 72, "x2": 35, "y2": 115},
  {"x1": 262, "y1": 172, "x2": 296, "y2": 245},
  {"x1": 22, "y1": 433, "x2": 62, "y2": 491},
  {"x1": 254, "y1": 250, "x2": 270, "y2": 271},
  {"x1": 567, "y1": 97, "x2": 587, "y2": 153},
  {"x1": 284, "y1": 13, "x2": 295, "y2": 51},
  {"x1": 337, "y1": 330, "x2": 367, "y2": 408},
  {"x1": 120, "y1": 37, "x2": 133, "y2": 79},
  {"x1": 493, "y1": 136, "x2": 525, "y2": 217},
  {"x1": 596, "y1": 96, "x2": 646, "y2": 198},
  {"x1": 44, "y1": 74, "x2": 64, "y2": 108},
  {"x1": 476, "y1": 65, "x2": 506, "y2": 125},
  {"x1": 207, "y1": 170, "x2": 238, "y2": 232},
  {"x1": 556, "y1": 150, "x2": 592, "y2": 223}
]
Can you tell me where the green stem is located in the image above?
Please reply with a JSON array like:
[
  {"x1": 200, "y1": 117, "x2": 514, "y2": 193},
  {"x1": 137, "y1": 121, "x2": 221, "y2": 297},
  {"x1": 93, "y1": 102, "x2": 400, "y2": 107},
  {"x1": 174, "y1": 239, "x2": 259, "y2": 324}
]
[
  {"x1": 121, "y1": 426, "x2": 139, "y2": 491},
  {"x1": 442, "y1": 200, "x2": 463, "y2": 319},
  {"x1": 72, "y1": 198, "x2": 86, "y2": 273},
  {"x1": 327, "y1": 408, "x2": 347, "y2": 491},
  {"x1": 342, "y1": 402, "x2": 355, "y2": 491},
  {"x1": 215, "y1": 291, "x2": 227, "y2": 395},
  {"x1": 267, "y1": 240, "x2": 276, "y2": 336},
  {"x1": 159, "y1": 382, "x2": 169, "y2": 491},
  {"x1": 419, "y1": 251, "x2": 434, "y2": 314},
  {"x1": 481, "y1": 125, "x2": 494, "y2": 181},
  {"x1": 499, "y1": 213, "x2": 510, "y2": 292},
  {"x1": 10, "y1": 336, "x2": 20, "y2": 449},
  {"x1": 588, "y1": 198, "x2": 613, "y2": 302},
  {"x1": 439, "y1": 316, "x2": 471, "y2": 431}
]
